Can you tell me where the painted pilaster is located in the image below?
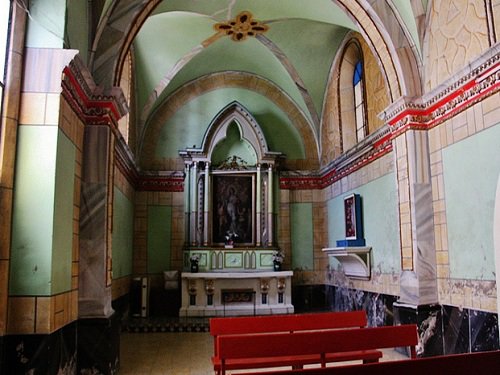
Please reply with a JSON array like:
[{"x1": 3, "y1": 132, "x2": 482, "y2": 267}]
[
  {"x1": 393, "y1": 129, "x2": 438, "y2": 306},
  {"x1": 184, "y1": 163, "x2": 191, "y2": 246},
  {"x1": 60, "y1": 57, "x2": 128, "y2": 320},
  {"x1": 389, "y1": 126, "x2": 441, "y2": 357},
  {"x1": 190, "y1": 162, "x2": 198, "y2": 246},
  {"x1": 268, "y1": 165, "x2": 274, "y2": 246},
  {"x1": 256, "y1": 164, "x2": 262, "y2": 246},
  {"x1": 79, "y1": 126, "x2": 114, "y2": 318},
  {"x1": 204, "y1": 162, "x2": 210, "y2": 246},
  {"x1": 391, "y1": 126, "x2": 441, "y2": 356}
]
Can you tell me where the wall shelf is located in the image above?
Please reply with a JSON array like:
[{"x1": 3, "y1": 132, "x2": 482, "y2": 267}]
[{"x1": 322, "y1": 247, "x2": 372, "y2": 280}]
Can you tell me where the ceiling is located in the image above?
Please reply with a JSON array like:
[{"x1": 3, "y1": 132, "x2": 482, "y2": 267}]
[{"x1": 91, "y1": 0, "x2": 425, "y2": 168}]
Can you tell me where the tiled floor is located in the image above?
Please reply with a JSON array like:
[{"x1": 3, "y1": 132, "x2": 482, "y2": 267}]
[
  {"x1": 119, "y1": 329, "x2": 409, "y2": 374},
  {"x1": 120, "y1": 332, "x2": 214, "y2": 375}
]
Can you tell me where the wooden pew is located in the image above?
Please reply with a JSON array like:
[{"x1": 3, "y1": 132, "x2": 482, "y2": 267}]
[
  {"x1": 216, "y1": 324, "x2": 418, "y2": 374},
  {"x1": 249, "y1": 350, "x2": 500, "y2": 375},
  {"x1": 210, "y1": 311, "x2": 369, "y2": 337},
  {"x1": 210, "y1": 311, "x2": 376, "y2": 373}
]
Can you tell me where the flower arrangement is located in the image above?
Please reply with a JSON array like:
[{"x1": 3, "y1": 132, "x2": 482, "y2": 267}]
[
  {"x1": 190, "y1": 254, "x2": 200, "y2": 263},
  {"x1": 272, "y1": 250, "x2": 285, "y2": 264},
  {"x1": 225, "y1": 231, "x2": 238, "y2": 245}
]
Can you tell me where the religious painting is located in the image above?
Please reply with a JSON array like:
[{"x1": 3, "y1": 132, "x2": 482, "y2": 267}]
[
  {"x1": 212, "y1": 174, "x2": 254, "y2": 245},
  {"x1": 344, "y1": 194, "x2": 358, "y2": 240}
]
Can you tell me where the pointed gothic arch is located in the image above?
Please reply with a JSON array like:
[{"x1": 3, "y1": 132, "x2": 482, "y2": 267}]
[
  {"x1": 198, "y1": 101, "x2": 281, "y2": 165},
  {"x1": 179, "y1": 101, "x2": 283, "y2": 249}
]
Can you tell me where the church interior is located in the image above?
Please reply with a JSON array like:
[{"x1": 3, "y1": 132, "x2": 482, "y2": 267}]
[{"x1": 1, "y1": 0, "x2": 500, "y2": 373}]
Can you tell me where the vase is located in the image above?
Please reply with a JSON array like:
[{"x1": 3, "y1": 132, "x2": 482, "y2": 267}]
[
  {"x1": 190, "y1": 262, "x2": 199, "y2": 273},
  {"x1": 273, "y1": 261, "x2": 282, "y2": 272}
]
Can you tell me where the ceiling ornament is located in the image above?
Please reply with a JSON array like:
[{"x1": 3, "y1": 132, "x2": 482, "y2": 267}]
[{"x1": 214, "y1": 11, "x2": 269, "y2": 42}]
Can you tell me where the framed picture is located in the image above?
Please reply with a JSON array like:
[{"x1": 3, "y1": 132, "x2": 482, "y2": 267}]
[
  {"x1": 344, "y1": 194, "x2": 358, "y2": 240},
  {"x1": 212, "y1": 174, "x2": 255, "y2": 245},
  {"x1": 224, "y1": 252, "x2": 243, "y2": 268}
]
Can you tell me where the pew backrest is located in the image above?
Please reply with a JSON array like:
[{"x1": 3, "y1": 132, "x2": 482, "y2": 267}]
[
  {"x1": 217, "y1": 324, "x2": 418, "y2": 367},
  {"x1": 210, "y1": 311, "x2": 369, "y2": 356},
  {"x1": 210, "y1": 310, "x2": 367, "y2": 336},
  {"x1": 246, "y1": 350, "x2": 500, "y2": 375}
]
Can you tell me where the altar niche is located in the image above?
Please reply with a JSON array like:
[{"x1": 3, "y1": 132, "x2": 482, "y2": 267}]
[
  {"x1": 179, "y1": 102, "x2": 284, "y2": 269},
  {"x1": 182, "y1": 160, "x2": 276, "y2": 252}
]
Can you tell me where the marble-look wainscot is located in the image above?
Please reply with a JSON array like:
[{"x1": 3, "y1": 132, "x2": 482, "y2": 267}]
[{"x1": 180, "y1": 271, "x2": 294, "y2": 317}]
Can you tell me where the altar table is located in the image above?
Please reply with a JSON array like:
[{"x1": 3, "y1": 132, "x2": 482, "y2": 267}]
[{"x1": 179, "y1": 271, "x2": 294, "y2": 317}]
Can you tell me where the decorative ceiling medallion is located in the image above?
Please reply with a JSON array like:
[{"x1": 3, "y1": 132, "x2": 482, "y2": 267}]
[{"x1": 214, "y1": 11, "x2": 269, "y2": 42}]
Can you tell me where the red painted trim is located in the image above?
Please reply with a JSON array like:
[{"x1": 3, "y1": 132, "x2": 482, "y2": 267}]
[
  {"x1": 389, "y1": 61, "x2": 500, "y2": 129},
  {"x1": 279, "y1": 142, "x2": 393, "y2": 190},
  {"x1": 62, "y1": 66, "x2": 121, "y2": 122},
  {"x1": 137, "y1": 177, "x2": 185, "y2": 192}
]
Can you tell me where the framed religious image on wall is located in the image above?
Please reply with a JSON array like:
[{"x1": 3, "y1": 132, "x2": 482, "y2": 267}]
[
  {"x1": 212, "y1": 173, "x2": 255, "y2": 246},
  {"x1": 344, "y1": 193, "x2": 359, "y2": 240}
]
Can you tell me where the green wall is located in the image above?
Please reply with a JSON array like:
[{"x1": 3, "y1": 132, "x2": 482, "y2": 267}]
[
  {"x1": 112, "y1": 188, "x2": 134, "y2": 278},
  {"x1": 291, "y1": 203, "x2": 314, "y2": 270},
  {"x1": 211, "y1": 122, "x2": 258, "y2": 166},
  {"x1": 153, "y1": 88, "x2": 305, "y2": 160},
  {"x1": 10, "y1": 127, "x2": 75, "y2": 295},
  {"x1": 327, "y1": 172, "x2": 400, "y2": 274},
  {"x1": 26, "y1": 0, "x2": 66, "y2": 48},
  {"x1": 66, "y1": 0, "x2": 90, "y2": 63},
  {"x1": 443, "y1": 124, "x2": 500, "y2": 281},
  {"x1": 51, "y1": 130, "x2": 76, "y2": 294},
  {"x1": 147, "y1": 206, "x2": 172, "y2": 273}
]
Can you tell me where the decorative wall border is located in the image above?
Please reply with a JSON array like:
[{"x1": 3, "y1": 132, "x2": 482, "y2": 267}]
[
  {"x1": 61, "y1": 56, "x2": 186, "y2": 193},
  {"x1": 136, "y1": 173, "x2": 185, "y2": 192},
  {"x1": 280, "y1": 126, "x2": 393, "y2": 190},
  {"x1": 93, "y1": 48, "x2": 500, "y2": 193},
  {"x1": 280, "y1": 49, "x2": 500, "y2": 191},
  {"x1": 61, "y1": 57, "x2": 128, "y2": 131},
  {"x1": 384, "y1": 55, "x2": 500, "y2": 135},
  {"x1": 114, "y1": 138, "x2": 185, "y2": 192}
]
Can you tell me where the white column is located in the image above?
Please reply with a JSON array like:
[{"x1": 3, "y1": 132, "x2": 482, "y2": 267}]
[
  {"x1": 184, "y1": 163, "x2": 191, "y2": 245},
  {"x1": 191, "y1": 162, "x2": 198, "y2": 246},
  {"x1": 268, "y1": 165, "x2": 274, "y2": 246},
  {"x1": 256, "y1": 164, "x2": 262, "y2": 246},
  {"x1": 204, "y1": 161, "x2": 210, "y2": 246}
]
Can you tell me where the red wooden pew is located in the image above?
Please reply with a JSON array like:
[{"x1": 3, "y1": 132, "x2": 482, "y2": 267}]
[
  {"x1": 215, "y1": 324, "x2": 418, "y2": 374},
  {"x1": 249, "y1": 350, "x2": 500, "y2": 375},
  {"x1": 210, "y1": 311, "x2": 377, "y2": 374}
]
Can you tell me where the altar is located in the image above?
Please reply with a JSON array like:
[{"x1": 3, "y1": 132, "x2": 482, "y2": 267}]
[
  {"x1": 177, "y1": 109, "x2": 294, "y2": 317},
  {"x1": 179, "y1": 271, "x2": 294, "y2": 317}
]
